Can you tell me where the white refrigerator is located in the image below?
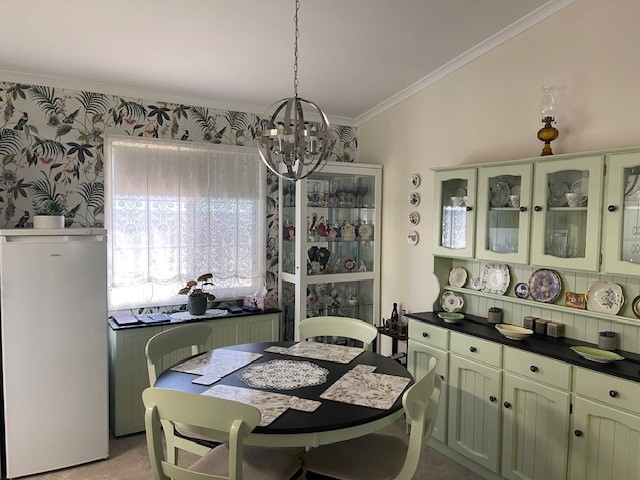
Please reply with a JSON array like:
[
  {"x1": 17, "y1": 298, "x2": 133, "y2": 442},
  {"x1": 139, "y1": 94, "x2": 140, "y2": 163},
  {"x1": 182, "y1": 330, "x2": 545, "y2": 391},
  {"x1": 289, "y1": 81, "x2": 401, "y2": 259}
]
[{"x1": 0, "y1": 228, "x2": 108, "y2": 478}]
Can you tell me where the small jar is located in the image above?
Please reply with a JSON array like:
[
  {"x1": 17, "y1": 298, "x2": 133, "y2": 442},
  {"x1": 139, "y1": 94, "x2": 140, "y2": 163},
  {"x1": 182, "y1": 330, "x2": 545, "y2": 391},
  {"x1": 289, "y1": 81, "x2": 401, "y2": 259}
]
[
  {"x1": 523, "y1": 316, "x2": 537, "y2": 331},
  {"x1": 546, "y1": 322, "x2": 565, "y2": 338},
  {"x1": 598, "y1": 331, "x2": 617, "y2": 351},
  {"x1": 487, "y1": 307, "x2": 502, "y2": 324},
  {"x1": 534, "y1": 318, "x2": 549, "y2": 335}
]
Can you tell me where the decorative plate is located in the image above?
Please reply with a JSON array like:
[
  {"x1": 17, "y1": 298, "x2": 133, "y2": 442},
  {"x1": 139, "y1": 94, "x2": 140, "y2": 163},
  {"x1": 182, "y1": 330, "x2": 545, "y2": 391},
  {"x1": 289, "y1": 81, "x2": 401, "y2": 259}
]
[
  {"x1": 570, "y1": 178, "x2": 589, "y2": 196},
  {"x1": 495, "y1": 324, "x2": 533, "y2": 341},
  {"x1": 570, "y1": 346, "x2": 625, "y2": 364},
  {"x1": 437, "y1": 312, "x2": 464, "y2": 324},
  {"x1": 510, "y1": 185, "x2": 521, "y2": 196},
  {"x1": 409, "y1": 192, "x2": 420, "y2": 206},
  {"x1": 358, "y1": 223, "x2": 373, "y2": 240},
  {"x1": 409, "y1": 173, "x2": 421, "y2": 188},
  {"x1": 454, "y1": 188, "x2": 467, "y2": 197},
  {"x1": 470, "y1": 277, "x2": 481, "y2": 290},
  {"x1": 528, "y1": 269, "x2": 562, "y2": 303},
  {"x1": 514, "y1": 282, "x2": 529, "y2": 299},
  {"x1": 490, "y1": 181, "x2": 510, "y2": 207},
  {"x1": 440, "y1": 291, "x2": 464, "y2": 312},
  {"x1": 480, "y1": 263, "x2": 510, "y2": 295},
  {"x1": 409, "y1": 211, "x2": 420, "y2": 226},
  {"x1": 407, "y1": 230, "x2": 419, "y2": 246},
  {"x1": 565, "y1": 291, "x2": 586, "y2": 309},
  {"x1": 448, "y1": 266, "x2": 467, "y2": 287},
  {"x1": 548, "y1": 182, "x2": 569, "y2": 207},
  {"x1": 633, "y1": 295, "x2": 640, "y2": 318},
  {"x1": 344, "y1": 258, "x2": 357, "y2": 271},
  {"x1": 586, "y1": 282, "x2": 624, "y2": 315}
]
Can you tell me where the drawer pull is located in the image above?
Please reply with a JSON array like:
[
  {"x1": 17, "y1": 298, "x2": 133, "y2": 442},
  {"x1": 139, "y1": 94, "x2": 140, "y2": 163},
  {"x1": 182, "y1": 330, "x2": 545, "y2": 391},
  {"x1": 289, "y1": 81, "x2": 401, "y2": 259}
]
[
  {"x1": 574, "y1": 430, "x2": 583, "y2": 437},
  {"x1": 519, "y1": 206, "x2": 527, "y2": 212},
  {"x1": 609, "y1": 390, "x2": 619, "y2": 398},
  {"x1": 530, "y1": 365, "x2": 538, "y2": 372},
  {"x1": 469, "y1": 347, "x2": 477, "y2": 353},
  {"x1": 422, "y1": 332, "x2": 429, "y2": 338},
  {"x1": 608, "y1": 205, "x2": 617, "y2": 212},
  {"x1": 504, "y1": 401, "x2": 512, "y2": 409},
  {"x1": 489, "y1": 396, "x2": 497, "y2": 403},
  {"x1": 534, "y1": 205, "x2": 543, "y2": 212}
]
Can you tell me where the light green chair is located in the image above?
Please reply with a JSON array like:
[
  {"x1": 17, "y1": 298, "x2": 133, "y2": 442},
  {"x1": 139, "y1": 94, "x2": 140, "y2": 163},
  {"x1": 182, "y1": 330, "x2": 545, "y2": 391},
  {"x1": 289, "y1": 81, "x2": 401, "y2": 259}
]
[
  {"x1": 145, "y1": 323, "x2": 215, "y2": 461},
  {"x1": 298, "y1": 316, "x2": 378, "y2": 349},
  {"x1": 143, "y1": 388, "x2": 301, "y2": 480},
  {"x1": 302, "y1": 357, "x2": 441, "y2": 480}
]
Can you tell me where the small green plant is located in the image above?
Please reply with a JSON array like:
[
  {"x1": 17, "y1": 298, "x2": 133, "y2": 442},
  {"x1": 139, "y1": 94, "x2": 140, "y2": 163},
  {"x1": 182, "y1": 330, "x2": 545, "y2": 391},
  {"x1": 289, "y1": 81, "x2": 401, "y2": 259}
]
[
  {"x1": 178, "y1": 273, "x2": 216, "y2": 300},
  {"x1": 34, "y1": 199, "x2": 65, "y2": 216}
]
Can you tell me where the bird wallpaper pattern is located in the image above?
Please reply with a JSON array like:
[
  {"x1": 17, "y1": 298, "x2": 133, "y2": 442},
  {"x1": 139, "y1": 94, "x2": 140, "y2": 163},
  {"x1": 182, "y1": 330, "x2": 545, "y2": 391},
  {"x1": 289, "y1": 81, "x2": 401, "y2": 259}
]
[{"x1": 0, "y1": 80, "x2": 357, "y2": 301}]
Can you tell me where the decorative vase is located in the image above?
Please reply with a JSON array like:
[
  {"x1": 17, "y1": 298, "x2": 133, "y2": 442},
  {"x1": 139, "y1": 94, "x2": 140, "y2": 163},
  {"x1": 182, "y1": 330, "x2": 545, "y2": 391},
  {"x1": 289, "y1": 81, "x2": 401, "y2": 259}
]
[
  {"x1": 33, "y1": 215, "x2": 65, "y2": 229},
  {"x1": 187, "y1": 295, "x2": 208, "y2": 315}
]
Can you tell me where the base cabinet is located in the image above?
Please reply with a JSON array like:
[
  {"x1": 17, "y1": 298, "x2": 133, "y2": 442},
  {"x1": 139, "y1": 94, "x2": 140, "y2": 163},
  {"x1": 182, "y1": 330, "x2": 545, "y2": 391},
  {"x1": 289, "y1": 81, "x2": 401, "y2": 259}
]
[{"x1": 448, "y1": 354, "x2": 502, "y2": 473}]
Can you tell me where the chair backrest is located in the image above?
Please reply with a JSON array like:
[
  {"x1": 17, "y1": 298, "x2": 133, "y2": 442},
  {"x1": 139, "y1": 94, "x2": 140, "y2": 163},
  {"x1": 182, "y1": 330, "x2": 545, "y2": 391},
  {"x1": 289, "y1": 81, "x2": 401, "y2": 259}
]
[
  {"x1": 145, "y1": 323, "x2": 212, "y2": 385},
  {"x1": 396, "y1": 357, "x2": 441, "y2": 480},
  {"x1": 143, "y1": 387, "x2": 261, "y2": 480},
  {"x1": 298, "y1": 316, "x2": 378, "y2": 348}
]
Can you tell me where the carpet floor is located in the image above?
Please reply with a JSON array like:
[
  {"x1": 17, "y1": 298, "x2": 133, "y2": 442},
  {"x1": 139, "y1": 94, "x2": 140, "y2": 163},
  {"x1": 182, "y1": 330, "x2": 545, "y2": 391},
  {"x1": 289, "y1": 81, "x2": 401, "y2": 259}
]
[{"x1": 25, "y1": 418, "x2": 483, "y2": 480}]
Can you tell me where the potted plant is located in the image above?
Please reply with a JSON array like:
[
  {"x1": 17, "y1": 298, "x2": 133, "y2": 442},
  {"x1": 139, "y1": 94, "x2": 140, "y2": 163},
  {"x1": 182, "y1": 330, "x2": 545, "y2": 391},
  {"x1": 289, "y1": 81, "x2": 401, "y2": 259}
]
[
  {"x1": 33, "y1": 199, "x2": 65, "y2": 229},
  {"x1": 178, "y1": 273, "x2": 216, "y2": 315}
]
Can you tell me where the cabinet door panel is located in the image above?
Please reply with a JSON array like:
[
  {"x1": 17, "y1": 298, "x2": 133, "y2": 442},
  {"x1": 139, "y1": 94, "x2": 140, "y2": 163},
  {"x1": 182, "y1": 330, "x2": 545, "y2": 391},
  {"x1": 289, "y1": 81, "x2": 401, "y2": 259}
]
[
  {"x1": 502, "y1": 373, "x2": 570, "y2": 480},
  {"x1": 205, "y1": 318, "x2": 243, "y2": 349},
  {"x1": 408, "y1": 340, "x2": 448, "y2": 443},
  {"x1": 448, "y1": 354, "x2": 501, "y2": 472},
  {"x1": 570, "y1": 397, "x2": 640, "y2": 480},
  {"x1": 243, "y1": 313, "x2": 280, "y2": 343}
]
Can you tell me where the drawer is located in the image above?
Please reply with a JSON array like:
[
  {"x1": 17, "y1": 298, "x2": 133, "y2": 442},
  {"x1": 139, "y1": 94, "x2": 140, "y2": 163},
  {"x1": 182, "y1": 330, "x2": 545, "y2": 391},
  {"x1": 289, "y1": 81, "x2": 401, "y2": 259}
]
[
  {"x1": 574, "y1": 367, "x2": 640, "y2": 415},
  {"x1": 408, "y1": 320, "x2": 449, "y2": 350},
  {"x1": 450, "y1": 331, "x2": 502, "y2": 368},
  {"x1": 504, "y1": 347, "x2": 571, "y2": 390}
]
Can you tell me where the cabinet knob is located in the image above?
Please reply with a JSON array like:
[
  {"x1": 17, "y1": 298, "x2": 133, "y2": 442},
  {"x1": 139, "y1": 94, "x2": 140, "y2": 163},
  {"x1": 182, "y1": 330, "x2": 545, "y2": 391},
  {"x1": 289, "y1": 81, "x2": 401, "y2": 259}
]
[
  {"x1": 465, "y1": 206, "x2": 473, "y2": 212},
  {"x1": 534, "y1": 205, "x2": 543, "y2": 212},
  {"x1": 519, "y1": 206, "x2": 527, "y2": 212},
  {"x1": 609, "y1": 390, "x2": 619, "y2": 398},
  {"x1": 469, "y1": 346, "x2": 477, "y2": 353},
  {"x1": 530, "y1": 365, "x2": 538, "y2": 372},
  {"x1": 574, "y1": 430, "x2": 583, "y2": 437},
  {"x1": 504, "y1": 401, "x2": 512, "y2": 409},
  {"x1": 489, "y1": 395, "x2": 497, "y2": 403},
  {"x1": 608, "y1": 205, "x2": 617, "y2": 212},
  {"x1": 422, "y1": 332, "x2": 429, "y2": 338}
]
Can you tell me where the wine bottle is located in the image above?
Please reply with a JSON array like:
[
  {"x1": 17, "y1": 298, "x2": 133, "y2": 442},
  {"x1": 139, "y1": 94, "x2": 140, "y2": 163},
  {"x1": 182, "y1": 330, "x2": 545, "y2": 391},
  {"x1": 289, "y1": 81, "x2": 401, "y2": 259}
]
[{"x1": 390, "y1": 303, "x2": 399, "y2": 332}]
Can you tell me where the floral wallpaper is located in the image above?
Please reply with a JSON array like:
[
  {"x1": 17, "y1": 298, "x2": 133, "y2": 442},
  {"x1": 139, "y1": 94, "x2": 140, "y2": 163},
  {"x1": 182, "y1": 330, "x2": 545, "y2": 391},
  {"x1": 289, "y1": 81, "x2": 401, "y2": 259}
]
[{"x1": 0, "y1": 80, "x2": 357, "y2": 302}]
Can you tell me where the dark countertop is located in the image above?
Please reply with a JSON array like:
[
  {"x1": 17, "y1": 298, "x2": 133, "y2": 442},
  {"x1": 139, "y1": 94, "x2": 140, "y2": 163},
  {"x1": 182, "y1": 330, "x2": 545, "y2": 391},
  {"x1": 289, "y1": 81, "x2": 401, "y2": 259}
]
[
  {"x1": 108, "y1": 308, "x2": 281, "y2": 331},
  {"x1": 406, "y1": 311, "x2": 640, "y2": 383}
]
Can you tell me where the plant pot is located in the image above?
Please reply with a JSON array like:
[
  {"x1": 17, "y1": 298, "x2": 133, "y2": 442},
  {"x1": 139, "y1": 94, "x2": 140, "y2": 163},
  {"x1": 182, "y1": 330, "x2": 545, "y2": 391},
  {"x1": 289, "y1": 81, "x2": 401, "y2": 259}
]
[
  {"x1": 187, "y1": 295, "x2": 208, "y2": 315},
  {"x1": 33, "y1": 215, "x2": 65, "y2": 229}
]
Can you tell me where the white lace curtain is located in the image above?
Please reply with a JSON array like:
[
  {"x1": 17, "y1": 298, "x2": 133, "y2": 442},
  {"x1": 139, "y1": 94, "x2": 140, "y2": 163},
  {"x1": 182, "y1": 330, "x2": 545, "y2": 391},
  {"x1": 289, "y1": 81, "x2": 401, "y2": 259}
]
[{"x1": 105, "y1": 136, "x2": 266, "y2": 310}]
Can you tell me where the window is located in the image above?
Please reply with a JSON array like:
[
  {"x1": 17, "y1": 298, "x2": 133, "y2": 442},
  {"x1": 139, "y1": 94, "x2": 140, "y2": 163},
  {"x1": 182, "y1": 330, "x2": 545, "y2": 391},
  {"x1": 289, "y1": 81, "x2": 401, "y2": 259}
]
[{"x1": 105, "y1": 136, "x2": 266, "y2": 311}]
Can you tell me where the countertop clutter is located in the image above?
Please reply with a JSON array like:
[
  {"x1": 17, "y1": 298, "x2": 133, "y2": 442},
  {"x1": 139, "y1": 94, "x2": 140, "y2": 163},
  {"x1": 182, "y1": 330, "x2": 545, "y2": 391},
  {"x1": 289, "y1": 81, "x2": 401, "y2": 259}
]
[{"x1": 406, "y1": 311, "x2": 640, "y2": 383}]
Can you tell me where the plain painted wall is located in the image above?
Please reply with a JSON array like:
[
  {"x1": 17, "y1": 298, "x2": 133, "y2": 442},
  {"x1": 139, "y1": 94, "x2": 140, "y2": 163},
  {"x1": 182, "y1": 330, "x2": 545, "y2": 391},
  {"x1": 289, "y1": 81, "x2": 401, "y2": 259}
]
[{"x1": 357, "y1": 0, "x2": 640, "y2": 316}]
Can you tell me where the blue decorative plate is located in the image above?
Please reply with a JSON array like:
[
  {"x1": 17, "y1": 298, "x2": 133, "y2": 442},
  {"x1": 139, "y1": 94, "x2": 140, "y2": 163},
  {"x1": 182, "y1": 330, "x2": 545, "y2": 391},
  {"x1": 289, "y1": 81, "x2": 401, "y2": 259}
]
[{"x1": 514, "y1": 282, "x2": 529, "y2": 299}]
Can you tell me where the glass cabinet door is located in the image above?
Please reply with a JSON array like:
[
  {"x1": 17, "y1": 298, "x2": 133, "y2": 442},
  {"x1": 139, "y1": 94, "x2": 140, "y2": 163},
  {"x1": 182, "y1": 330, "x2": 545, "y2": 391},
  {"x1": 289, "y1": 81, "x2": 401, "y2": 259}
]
[
  {"x1": 432, "y1": 168, "x2": 476, "y2": 259},
  {"x1": 476, "y1": 164, "x2": 532, "y2": 264},
  {"x1": 530, "y1": 156, "x2": 604, "y2": 271},
  {"x1": 603, "y1": 151, "x2": 640, "y2": 276}
]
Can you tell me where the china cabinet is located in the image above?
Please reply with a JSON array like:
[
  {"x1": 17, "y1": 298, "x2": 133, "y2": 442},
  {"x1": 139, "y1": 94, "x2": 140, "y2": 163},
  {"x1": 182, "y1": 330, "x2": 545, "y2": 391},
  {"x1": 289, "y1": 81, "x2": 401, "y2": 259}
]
[{"x1": 279, "y1": 162, "x2": 382, "y2": 341}]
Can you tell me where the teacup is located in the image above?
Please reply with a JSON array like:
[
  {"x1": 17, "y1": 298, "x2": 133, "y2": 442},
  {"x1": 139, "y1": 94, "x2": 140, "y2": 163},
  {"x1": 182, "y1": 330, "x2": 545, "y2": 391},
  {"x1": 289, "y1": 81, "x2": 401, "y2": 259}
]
[
  {"x1": 451, "y1": 196, "x2": 466, "y2": 207},
  {"x1": 509, "y1": 194, "x2": 520, "y2": 208},
  {"x1": 565, "y1": 192, "x2": 587, "y2": 207}
]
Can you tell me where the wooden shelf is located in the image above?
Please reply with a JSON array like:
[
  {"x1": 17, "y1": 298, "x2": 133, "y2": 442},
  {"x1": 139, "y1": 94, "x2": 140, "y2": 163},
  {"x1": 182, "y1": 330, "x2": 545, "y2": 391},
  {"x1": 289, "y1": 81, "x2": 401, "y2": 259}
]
[{"x1": 377, "y1": 327, "x2": 407, "y2": 341}]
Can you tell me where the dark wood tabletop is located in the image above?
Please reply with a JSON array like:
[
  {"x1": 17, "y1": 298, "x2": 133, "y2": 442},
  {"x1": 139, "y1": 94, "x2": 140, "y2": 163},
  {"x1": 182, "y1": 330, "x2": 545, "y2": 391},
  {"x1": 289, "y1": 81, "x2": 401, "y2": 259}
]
[{"x1": 154, "y1": 341, "x2": 413, "y2": 436}]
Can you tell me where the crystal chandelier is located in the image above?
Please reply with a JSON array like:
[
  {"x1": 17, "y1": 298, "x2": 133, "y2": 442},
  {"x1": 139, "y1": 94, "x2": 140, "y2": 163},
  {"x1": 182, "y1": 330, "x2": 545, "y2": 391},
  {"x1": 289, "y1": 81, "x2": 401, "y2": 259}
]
[{"x1": 257, "y1": 0, "x2": 335, "y2": 181}]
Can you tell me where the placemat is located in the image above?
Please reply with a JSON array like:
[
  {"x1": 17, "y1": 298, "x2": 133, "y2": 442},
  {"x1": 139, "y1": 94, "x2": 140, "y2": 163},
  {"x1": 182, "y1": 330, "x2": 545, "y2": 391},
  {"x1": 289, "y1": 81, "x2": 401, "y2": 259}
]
[
  {"x1": 201, "y1": 384, "x2": 321, "y2": 426},
  {"x1": 170, "y1": 309, "x2": 227, "y2": 321},
  {"x1": 265, "y1": 342, "x2": 363, "y2": 364},
  {"x1": 171, "y1": 348, "x2": 262, "y2": 377},
  {"x1": 320, "y1": 365, "x2": 411, "y2": 410},
  {"x1": 238, "y1": 359, "x2": 329, "y2": 390}
]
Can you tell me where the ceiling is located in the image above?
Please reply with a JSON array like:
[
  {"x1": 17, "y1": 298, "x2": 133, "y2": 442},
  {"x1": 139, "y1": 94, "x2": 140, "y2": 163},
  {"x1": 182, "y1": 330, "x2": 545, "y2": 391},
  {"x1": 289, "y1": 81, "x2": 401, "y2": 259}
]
[{"x1": 0, "y1": 0, "x2": 573, "y2": 126}]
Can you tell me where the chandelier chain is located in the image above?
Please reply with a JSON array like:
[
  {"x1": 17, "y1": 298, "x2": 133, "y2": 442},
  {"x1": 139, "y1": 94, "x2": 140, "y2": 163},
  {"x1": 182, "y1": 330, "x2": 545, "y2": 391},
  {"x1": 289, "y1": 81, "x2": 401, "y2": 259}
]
[{"x1": 293, "y1": 0, "x2": 299, "y2": 97}]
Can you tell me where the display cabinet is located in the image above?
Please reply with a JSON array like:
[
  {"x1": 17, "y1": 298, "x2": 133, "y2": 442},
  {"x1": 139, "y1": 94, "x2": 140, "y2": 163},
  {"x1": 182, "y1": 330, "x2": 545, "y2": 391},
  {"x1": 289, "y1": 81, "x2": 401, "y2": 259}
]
[
  {"x1": 432, "y1": 168, "x2": 477, "y2": 259},
  {"x1": 279, "y1": 162, "x2": 382, "y2": 341}
]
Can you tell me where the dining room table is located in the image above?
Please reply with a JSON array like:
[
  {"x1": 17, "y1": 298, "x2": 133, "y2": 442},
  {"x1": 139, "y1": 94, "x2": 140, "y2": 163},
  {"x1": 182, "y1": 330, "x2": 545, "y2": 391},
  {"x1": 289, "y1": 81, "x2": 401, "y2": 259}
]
[{"x1": 153, "y1": 341, "x2": 414, "y2": 448}]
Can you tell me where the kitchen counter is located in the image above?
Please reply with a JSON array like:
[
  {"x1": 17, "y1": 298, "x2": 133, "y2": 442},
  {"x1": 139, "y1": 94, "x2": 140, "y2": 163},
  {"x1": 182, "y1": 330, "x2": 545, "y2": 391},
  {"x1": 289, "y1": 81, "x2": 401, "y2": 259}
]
[{"x1": 406, "y1": 311, "x2": 640, "y2": 383}]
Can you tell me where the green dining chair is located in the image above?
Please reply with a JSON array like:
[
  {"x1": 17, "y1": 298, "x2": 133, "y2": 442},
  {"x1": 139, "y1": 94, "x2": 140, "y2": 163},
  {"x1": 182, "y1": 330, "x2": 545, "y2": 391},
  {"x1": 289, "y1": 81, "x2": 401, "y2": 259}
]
[
  {"x1": 298, "y1": 316, "x2": 378, "y2": 349},
  {"x1": 145, "y1": 323, "x2": 216, "y2": 461},
  {"x1": 143, "y1": 388, "x2": 301, "y2": 480},
  {"x1": 302, "y1": 357, "x2": 441, "y2": 480}
]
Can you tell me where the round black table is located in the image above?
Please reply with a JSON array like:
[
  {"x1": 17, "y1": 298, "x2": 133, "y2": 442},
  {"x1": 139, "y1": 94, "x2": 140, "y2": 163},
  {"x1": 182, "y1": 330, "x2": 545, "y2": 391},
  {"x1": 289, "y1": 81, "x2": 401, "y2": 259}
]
[{"x1": 154, "y1": 341, "x2": 413, "y2": 447}]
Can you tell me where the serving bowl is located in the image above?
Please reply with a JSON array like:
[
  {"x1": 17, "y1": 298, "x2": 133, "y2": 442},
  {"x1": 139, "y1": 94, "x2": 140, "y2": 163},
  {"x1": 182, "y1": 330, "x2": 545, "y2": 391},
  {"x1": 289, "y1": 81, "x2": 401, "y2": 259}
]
[
  {"x1": 437, "y1": 312, "x2": 464, "y2": 324},
  {"x1": 495, "y1": 323, "x2": 533, "y2": 341}
]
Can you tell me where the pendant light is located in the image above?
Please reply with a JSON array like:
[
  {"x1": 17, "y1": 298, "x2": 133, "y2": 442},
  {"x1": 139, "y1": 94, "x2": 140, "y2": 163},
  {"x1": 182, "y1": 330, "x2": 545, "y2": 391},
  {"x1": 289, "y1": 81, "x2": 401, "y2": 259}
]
[{"x1": 257, "y1": 0, "x2": 335, "y2": 181}]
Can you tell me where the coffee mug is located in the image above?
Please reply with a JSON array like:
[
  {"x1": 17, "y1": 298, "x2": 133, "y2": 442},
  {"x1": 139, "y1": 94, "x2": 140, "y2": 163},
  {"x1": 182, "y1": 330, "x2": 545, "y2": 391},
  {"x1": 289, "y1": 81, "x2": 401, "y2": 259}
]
[
  {"x1": 451, "y1": 196, "x2": 466, "y2": 207},
  {"x1": 509, "y1": 194, "x2": 520, "y2": 208},
  {"x1": 565, "y1": 192, "x2": 587, "y2": 207}
]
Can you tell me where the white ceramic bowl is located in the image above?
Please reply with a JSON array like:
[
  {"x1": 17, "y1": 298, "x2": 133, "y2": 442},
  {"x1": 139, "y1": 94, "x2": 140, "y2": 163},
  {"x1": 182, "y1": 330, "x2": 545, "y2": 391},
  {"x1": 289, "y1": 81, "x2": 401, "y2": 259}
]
[
  {"x1": 437, "y1": 312, "x2": 464, "y2": 324},
  {"x1": 495, "y1": 323, "x2": 533, "y2": 341}
]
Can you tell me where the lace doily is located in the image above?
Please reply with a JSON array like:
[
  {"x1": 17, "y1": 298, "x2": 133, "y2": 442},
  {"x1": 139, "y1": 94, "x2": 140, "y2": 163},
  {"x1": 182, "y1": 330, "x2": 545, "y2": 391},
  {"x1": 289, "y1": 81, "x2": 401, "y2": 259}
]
[{"x1": 238, "y1": 359, "x2": 329, "y2": 390}]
